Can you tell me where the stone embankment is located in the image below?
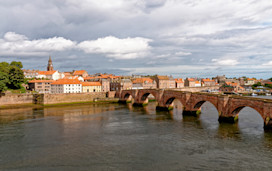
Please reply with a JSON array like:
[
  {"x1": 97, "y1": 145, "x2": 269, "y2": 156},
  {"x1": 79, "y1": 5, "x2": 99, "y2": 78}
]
[{"x1": 0, "y1": 91, "x2": 117, "y2": 108}]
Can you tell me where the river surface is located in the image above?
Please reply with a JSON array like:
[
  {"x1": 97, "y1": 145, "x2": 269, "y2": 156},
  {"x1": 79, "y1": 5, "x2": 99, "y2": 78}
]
[{"x1": 1, "y1": 97, "x2": 272, "y2": 170}]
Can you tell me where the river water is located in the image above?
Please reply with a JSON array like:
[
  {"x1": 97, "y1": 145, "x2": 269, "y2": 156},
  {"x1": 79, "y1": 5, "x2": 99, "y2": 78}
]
[{"x1": 1, "y1": 97, "x2": 272, "y2": 170}]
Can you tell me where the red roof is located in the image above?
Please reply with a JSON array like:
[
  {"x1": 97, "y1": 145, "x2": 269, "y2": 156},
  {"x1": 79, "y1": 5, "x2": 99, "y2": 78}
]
[
  {"x1": 132, "y1": 78, "x2": 154, "y2": 84},
  {"x1": 175, "y1": 78, "x2": 184, "y2": 83},
  {"x1": 73, "y1": 70, "x2": 87, "y2": 75},
  {"x1": 82, "y1": 82, "x2": 101, "y2": 86},
  {"x1": 51, "y1": 79, "x2": 81, "y2": 85},
  {"x1": 29, "y1": 80, "x2": 54, "y2": 83},
  {"x1": 38, "y1": 71, "x2": 57, "y2": 75},
  {"x1": 202, "y1": 78, "x2": 215, "y2": 82}
]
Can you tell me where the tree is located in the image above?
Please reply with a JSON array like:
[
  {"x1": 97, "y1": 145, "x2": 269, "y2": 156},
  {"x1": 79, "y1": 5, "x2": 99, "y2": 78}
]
[
  {"x1": 8, "y1": 66, "x2": 24, "y2": 89},
  {"x1": 10, "y1": 61, "x2": 23, "y2": 68}
]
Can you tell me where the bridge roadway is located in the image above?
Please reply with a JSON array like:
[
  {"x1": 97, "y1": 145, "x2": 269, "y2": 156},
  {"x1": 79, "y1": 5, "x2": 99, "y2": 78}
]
[{"x1": 118, "y1": 89, "x2": 272, "y2": 130}]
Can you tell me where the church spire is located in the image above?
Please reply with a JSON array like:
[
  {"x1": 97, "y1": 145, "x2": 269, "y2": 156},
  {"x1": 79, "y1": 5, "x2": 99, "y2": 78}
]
[{"x1": 47, "y1": 56, "x2": 54, "y2": 71}]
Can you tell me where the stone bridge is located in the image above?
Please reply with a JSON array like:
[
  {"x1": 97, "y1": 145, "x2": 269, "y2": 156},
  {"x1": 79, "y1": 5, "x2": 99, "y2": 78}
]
[{"x1": 119, "y1": 89, "x2": 272, "y2": 130}]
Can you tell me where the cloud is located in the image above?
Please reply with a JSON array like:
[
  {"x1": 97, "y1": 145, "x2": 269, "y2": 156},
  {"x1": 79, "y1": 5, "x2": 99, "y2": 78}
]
[
  {"x1": 0, "y1": 32, "x2": 76, "y2": 56},
  {"x1": 212, "y1": 59, "x2": 239, "y2": 66},
  {"x1": 77, "y1": 36, "x2": 152, "y2": 59},
  {"x1": 262, "y1": 61, "x2": 272, "y2": 66}
]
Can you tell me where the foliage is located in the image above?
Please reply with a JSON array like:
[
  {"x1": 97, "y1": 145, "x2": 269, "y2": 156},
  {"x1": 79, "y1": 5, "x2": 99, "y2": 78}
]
[
  {"x1": 0, "y1": 61, "x2": 25, "y2": 92},
  {"x1": 265, "y1": 84, "x2": 272, "y2": 89},
  {"x1": 252, "y1": 82, "x2": 262, "y2": 88}
]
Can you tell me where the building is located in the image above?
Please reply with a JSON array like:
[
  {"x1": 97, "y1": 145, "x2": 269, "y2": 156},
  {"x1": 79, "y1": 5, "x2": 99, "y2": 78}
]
[
  {"x1": 28, "y1": 80, "x2": 54, "y2": 93},
  {"x1": 51, "y1": 79, "x2": 82, "y2": 94},
  {"x1": 201, "y1": 78, "x2": 216, "y2": 86},
  {"x1": 185, "y1": 78, "x2": 196, "y2": 87},
  {"x1": 110, "y1": 79, "x2": 132, "y2": 91},
  {"x1": 132, "y1": 78, "x2": 157, "y2": 89},
  {"x1": 47, "y1": 56, "x2": 54, "y2": 71},
  {"x1": 82, "y1": 82, "x2": 102, "y2": 93},
  {"x1": 73, "y1": 70, "x2": 89, "y2": 77},
  {"x1": 23, "y1": 69, "x2": 39, "y2": 78},
  {"x1": 175, "y1": 78, "x2": 184, "y2": 88},
  {"x1": 153, "y1": 75, "x2": 175, "y2": 89},
  {"x1": 101, "y1": 79, "x2": 110, "y2": 92},
  {"x1": 37, "y1": 70, "x2": 64, "y2": 80},
  {"x1": 219, "y1": 82, "x2": 245, "y2": 92},
  {"x1": 244, "y1": 78, "x2": 256, "y2": 86}
]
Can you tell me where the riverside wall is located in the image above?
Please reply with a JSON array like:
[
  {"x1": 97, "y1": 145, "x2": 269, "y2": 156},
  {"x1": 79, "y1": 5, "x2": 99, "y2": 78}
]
[
  {"x1": 0, "y1": 93, "x2": 34, "y2": 106},
  {"x1": 0, "y1": 92, "x2": 116, "y2": 107}
]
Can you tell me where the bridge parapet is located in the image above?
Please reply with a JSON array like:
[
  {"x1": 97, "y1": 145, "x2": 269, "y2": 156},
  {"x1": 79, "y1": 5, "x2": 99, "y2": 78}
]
[{"x1": 119, "y1": 89, "x2": 272, "y2": 130}]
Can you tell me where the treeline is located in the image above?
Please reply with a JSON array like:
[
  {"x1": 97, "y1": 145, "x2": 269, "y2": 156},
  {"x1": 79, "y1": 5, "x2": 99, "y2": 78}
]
[{"x1": 0, "y1": 61, "x2": 24, "y2": 92}]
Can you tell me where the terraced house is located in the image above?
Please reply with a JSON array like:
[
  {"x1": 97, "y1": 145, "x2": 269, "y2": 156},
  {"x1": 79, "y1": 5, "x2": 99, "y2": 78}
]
[{"x1": 51, "y1": 79, "x2": 82, "y2": 94}]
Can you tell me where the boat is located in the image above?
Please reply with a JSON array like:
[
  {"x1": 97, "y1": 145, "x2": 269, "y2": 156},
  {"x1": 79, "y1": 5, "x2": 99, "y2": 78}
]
[{"x1": 251, "y1": 93, "x2": 257, "y2": 96}]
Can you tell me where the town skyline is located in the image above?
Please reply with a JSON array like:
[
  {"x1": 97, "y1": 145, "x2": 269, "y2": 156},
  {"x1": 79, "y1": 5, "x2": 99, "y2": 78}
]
[{"x1": 1, "y1": 1, "x2": 272, "y2": 78}]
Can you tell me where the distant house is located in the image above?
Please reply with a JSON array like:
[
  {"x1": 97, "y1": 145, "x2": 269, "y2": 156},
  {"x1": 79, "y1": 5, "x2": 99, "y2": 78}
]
[
  {"x1": 37, "y1": 70, "x2": 64, "y2": 80},
  {"x1": 132, "y1": 78, "x2": 157, "y2": 89},
  {"x1": 201, "y1": 78, "x2": 216, "y2": 86},
  {"x1": 28, "y1": 80, "x2": 54, "y2": 93},
  {"x1": 82, "y1": 82, "x2": 102, "y2": 93},
  {"x1": 219, "y1": 82, "x2": 245, "y2": 92},
  {"x1": 244, "y1": 78, "x2": 255, "y2": 86},
  {"x1": 73, "y1": 70, "x2": 89, "y2": 77},
  {"x1": 175, "y1": 78, "x2": 184, "y2": 88},
  {"x1": 101, "y1": 79, "x2": 110, "y2": 92},
  {"x1": 185, "y1": 78, "x2": 196, "y2": 87},
  {"x1": 51, "y1": 79, "x2": 82, "y2": 94},
  {"x1": 23, "y1": 69, "x2": 39, "y2": 78}
]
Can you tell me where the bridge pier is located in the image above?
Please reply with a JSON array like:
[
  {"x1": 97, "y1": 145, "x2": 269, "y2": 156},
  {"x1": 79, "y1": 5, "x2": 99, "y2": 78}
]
[
  {"x1": 264, "y1": 117, "x2": 272, "y2": 130},
  {"x1": 133, "y1": 102, "x2": 148, "y2": 107},
  {"x1": 182, "y1": 110, "x2": 201, "y2": 117},
  {"x1": 218, "y1": 115, "x2": 238, "y2": 124},
  {"x1": 156, "y1": 106, "x2": 173, "y2": 111}
]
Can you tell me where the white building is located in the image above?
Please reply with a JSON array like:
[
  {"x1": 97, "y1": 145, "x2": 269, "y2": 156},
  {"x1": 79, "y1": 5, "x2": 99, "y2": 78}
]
[
  {"x1": 37, "y1": 70, "x2": 64, "y2": 80},
  {"x1": 51, "y1": 79, "x2": 82, "y2": 94}
]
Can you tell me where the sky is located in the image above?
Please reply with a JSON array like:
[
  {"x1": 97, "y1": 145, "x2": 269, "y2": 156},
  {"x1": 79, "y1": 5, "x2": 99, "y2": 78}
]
[{"x1": 1, "y1": 0, "x2": 272, "y2": 78}]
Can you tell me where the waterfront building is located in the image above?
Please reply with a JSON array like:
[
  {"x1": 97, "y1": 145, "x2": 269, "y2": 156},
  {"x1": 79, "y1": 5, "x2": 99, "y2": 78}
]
[
  {"x1": 101, "y1": 79, "x2": 110, "y2": 92},
  {"x1": 185, "y1": 78, "x2": 197, "y2": 87},
  {"x1": 110, "y1": 79, "x2": 132, "y2": 91},
  {"x1": 28, "y1": 80, "x2": 54, "y2": 93},
  {"x1": 201, "y1": 78, "x2": 216, "y2": 86},
  {"x1": 132, "y1": 78, "x2": 157, "y2": 89},
  {"x1": 82, "y1": 82, "x2": 102, "y2": 92},
  {"x1": 175, "y1": 78, "x2": 184, "y2": 88},
  {"x1": 51, "y1": 79, "x2": 82, "y2": 94},
  {"x1": 153, "y1": 75, "x2": 175, "y2": 89}
]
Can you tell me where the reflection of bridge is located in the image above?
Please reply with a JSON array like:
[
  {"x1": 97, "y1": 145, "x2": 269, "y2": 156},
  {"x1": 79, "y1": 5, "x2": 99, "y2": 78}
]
[{"x1": 119, "y1": 89, "x2": 272, "y2": 130}]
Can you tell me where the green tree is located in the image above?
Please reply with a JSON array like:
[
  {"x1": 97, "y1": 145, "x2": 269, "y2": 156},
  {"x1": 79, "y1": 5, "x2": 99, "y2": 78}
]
[
  {"x1": 10, "y1": 61, "x2": 23, "y2": 68},
  {"x1": 8, "y1": 66, "x2": 24, "y2": 89}
]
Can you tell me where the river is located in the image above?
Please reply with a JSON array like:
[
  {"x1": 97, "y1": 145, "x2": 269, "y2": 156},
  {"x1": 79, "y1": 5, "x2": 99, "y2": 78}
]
[{"x1": 1, "y1": 97, "x2": 272, "y2": 170}]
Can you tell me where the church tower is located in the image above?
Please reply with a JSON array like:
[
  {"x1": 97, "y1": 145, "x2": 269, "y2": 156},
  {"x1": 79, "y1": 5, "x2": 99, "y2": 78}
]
[{"x1": 47, "y1": 56, "x2": 54, "y2": 71}]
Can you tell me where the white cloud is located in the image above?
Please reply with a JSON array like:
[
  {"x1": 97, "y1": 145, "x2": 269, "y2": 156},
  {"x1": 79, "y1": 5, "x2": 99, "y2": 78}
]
[
  {"x1": 212, "y1": 59, "x2": 239, "y2": 66},
  {"x1": 0, "y1": 32, "x2": 76, "y2": 56},
  {"x1": 262, "y1": 61, "x2": 272, "y2": 66},
  {"x1": 77, "y1": 36, "x2": 152, "y2": 59}
]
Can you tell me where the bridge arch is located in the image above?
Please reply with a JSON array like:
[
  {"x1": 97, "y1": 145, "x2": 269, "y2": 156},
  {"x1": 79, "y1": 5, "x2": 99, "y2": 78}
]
[
  {"x1": 140, "y1": 92, "x2": 157, "y2": 101},
  {"x1": 193, "y1": 100, "x2": 219, "y2": 112},
  {"x1": 164, "y1": 96, "x2": 186, "y2": 107},
  {"x1": 230, "y1": 105, "x2": 264, "y2": 121}
]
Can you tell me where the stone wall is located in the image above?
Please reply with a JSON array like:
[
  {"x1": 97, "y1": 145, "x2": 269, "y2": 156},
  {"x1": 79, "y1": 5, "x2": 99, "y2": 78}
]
[
  {"x1": 0, "y1": 93, "x2": 34, "y2": 106},
  {"x1": 39, "y1": 92, "x2": 107, "y2": 105}
]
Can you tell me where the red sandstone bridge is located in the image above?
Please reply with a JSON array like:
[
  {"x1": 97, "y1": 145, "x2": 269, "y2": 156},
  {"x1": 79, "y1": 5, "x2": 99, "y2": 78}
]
[{"x1": 119, "y1": 89, "x2": 272, "y2": 130}]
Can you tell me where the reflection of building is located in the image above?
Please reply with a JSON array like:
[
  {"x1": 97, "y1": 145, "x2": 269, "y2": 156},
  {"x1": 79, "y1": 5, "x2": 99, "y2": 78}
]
[
  {"x1": 51, "y1": 79, "x2": 82, "y2": 94},
  {"x1": 82, "y1": 82, "x2": 102, "y2": 92},
  {"x1": 28, "y1": 80, "x2": 54, "y2": 93}
]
